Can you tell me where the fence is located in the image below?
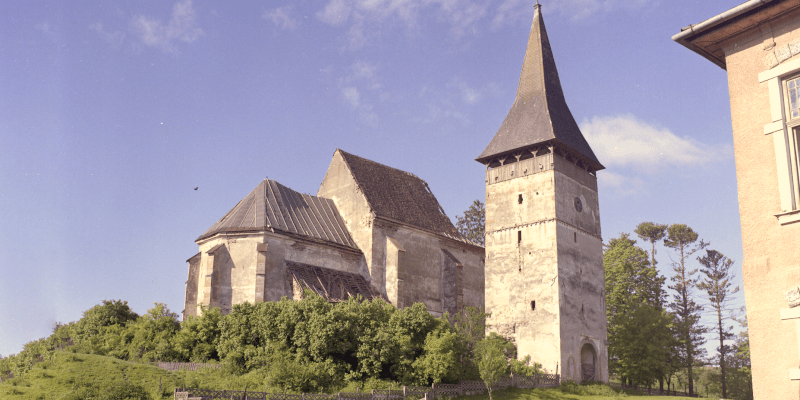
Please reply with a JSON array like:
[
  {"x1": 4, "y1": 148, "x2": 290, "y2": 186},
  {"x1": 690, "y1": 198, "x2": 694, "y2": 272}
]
[
  {"x1": 606, "y1": 382, "x2": 700, "y2": 397},
  {"x1": 157, "y1": 362, "x2": 223, "y2": 372},
  {"x1": 174, "y1": 373, "x2": 561, "y2": 400}
]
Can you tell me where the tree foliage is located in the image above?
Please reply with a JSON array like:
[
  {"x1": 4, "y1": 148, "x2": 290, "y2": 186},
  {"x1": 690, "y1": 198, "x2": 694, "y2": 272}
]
[
  {"x1": 474, "y1": 333, "x2": 513, "y2": 400},
  {"x1": 3, "y1": 296, "x2": 524, "y2": 393},
  {"x1": 456, "y1": 200, "x2": 485, "y2": 246},
  {"x1": 697, "y1": 249, "x2": 740, "y2": 399},
  {"x1": 664, "y1": 224, "x2": 708, "y2": 396},
  {"x1": 725, "y1": 315, "x2": 753, "y2": 400},
  {"x1": 604, "y1": 233, "x2": 675, "y2": 387}
]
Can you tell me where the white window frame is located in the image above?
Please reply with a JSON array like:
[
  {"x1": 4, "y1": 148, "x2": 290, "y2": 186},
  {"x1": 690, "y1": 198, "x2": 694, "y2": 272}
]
[{"x1": 759, "y1": 59, "x2": 800, "y2": 225}]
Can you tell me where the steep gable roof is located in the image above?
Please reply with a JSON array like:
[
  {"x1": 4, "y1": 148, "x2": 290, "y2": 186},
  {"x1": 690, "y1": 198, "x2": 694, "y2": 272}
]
[
  {"x1": 476, "y1": 5, "x2": 603, "y2": 171},
  {"x1": 336, "y1": 150, "x2": 473, "y2": 245},
  {"x1": 197, "y1": 179, "x2": 358, "y2": 250}
]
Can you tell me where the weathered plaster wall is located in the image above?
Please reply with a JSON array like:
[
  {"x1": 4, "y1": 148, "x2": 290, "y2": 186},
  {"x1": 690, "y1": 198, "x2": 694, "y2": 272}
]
[
  {"x1": 484, "y1": 161, "x2": 606, "y2": 380},
  {"x1": 183, "y1": 253, "x2": 201, "y2": 319},
  {"x1": 190, "y1": 232, "x2": 367, "y2": 316},
  {"x1": 373, "y1": 220, "x2": 484, "y2": 316},
  {"x1": 486, "y1": 170, "x2": 562, "y2": 373},
  {"x1": 556, "y1": 221, "x2": 607, "y2": 382},
  {"x1": 719, "y1": 9, "x2": 800, "y2": 398},
  {"x1": 318, "y1": 151, "x2": 377, "y2": 287}
]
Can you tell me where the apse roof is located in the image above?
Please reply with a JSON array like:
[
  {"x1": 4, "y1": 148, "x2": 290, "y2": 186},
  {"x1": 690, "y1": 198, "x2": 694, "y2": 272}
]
[
  {"x1": 286, "y1": 261, "x2": 383, "y2": 302},
  {"x1": 476, "y1": 5, "x2": 603, "y2": 171},
  {"x1": 197, "y1": 179, "x2": 358, "y2": 249},
  {"x1": 337, "y1": 150, "x2": 476, "y2": 245}
]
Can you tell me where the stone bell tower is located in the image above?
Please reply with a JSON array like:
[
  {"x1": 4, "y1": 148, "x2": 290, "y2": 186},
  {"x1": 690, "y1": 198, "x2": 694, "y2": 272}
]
[{"x1": 476, "y1": 4, "x2": 607, "y2": 382}]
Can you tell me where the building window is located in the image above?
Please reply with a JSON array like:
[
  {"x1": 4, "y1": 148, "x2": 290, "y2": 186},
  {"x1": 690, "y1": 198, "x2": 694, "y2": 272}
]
[
  {"x1": 759, "y1": 62, "x2": 800, "y2": 225},
  {"x1": 780, "y1": 74, "x2": 800, "y2": 222},
  {"x1": 787, "y1": 76, "x2": 800, "y2": 120}
]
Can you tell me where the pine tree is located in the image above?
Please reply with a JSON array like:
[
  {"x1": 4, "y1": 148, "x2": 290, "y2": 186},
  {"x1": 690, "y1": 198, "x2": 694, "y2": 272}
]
[
  {"x1": 697, "y1": 249, "x2": 740, "y2": 399},
  {"x1": 664, "y1": 224, "x2": 708, "y2": 396}
]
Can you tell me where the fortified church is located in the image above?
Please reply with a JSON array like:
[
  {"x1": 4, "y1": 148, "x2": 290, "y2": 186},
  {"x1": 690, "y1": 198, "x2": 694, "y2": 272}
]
[{"x1": 183, "y1": 4, "x2": 607, "y2": 383}]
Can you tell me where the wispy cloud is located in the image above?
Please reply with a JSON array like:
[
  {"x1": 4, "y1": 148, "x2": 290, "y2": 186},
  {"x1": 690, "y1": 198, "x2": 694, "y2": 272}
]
[
  {"x1": 316, "y1": 0, "x2": 657, "y2": 48},
  {"x1": 263, "y1": 6, "x2": 298, "y2": 30},
  {"x1": 89, "y1": 22, "x2": 126, "y2": 47},
  {"x1": 597, "y1": 170, "x2": 645, "y2": 196},
  {"x1": 316, "y1": 0, "x2": 488, "y2": 48},
  {"x1": 131, "y1": 0, "x2": 204, "y2": 53},
  {"x1": 493, "y1": 0, "x2": 656, "y2": 27},
  {"x1": 34, "y1": 22, "x2": 53, "y2": 36},
  {"x1": 337, "y1": 61, "x2": 382, "y2": 125},
  {"x1": 581, "y1": 114, "x2": 727, "y2": 173}
]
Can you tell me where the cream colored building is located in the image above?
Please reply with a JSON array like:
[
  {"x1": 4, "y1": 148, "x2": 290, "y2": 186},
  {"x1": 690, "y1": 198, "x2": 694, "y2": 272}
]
[
  {"x1": 674, "y1": 0, "x2": 800, "y2": 398},
  {"x1": 184, "y1": 149, "x2": 485, "y2": 318},
  {"x1": 476, "y1": 5, "x2": 607, "y2": 382}
]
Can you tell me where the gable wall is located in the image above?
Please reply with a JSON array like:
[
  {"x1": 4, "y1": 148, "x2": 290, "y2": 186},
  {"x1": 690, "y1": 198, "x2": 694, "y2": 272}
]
[{"x1": 318, "y1": 151, "x2": 378, "y2": 289}]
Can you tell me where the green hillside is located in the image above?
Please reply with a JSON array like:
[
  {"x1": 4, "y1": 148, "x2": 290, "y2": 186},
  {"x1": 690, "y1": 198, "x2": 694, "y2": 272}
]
[{"x1": 0, "y1": 350, "x2": 698, "y2": 400}]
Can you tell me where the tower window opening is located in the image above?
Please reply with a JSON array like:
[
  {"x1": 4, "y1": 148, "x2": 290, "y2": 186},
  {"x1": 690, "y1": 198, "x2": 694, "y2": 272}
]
[
  {"x1": 531, "y1": 300, "x2": 536, "y2": 311},
  {"x1": 574, "y1": 232, "x2": 577, "y2": 242},
  {"x1": 518, "y1": 231, "x2": 522, "y2": 244},
  {"x1": 518, "y1": 194, "x2": 523, "y2": 204}
]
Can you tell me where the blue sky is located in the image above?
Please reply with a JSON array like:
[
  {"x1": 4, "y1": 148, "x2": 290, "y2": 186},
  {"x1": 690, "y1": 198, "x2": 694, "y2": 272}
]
[{"x1": 1, "y1": 0, "x2": 744, "y2": 357}]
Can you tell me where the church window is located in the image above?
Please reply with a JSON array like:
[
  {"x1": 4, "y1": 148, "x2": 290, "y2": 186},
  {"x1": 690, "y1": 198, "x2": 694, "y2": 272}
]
[
  {"x1": 518, "y1": 194, "x2": 523, "y2": 204},
  {"x1": 518, "y1": 230, "x2": 522, "y2": 244}
]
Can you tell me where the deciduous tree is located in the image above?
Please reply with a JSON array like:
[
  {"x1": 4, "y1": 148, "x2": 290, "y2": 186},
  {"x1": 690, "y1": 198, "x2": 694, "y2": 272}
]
[
  {"x1": 456, "y1": 200, "x2": 485, "y2": 246},
  {"x1": 604, "y1": 233, "x2": 674, "y2": 387},
  {"x1": 474, "y1": 333, "x2": 512, "y2": 400}
]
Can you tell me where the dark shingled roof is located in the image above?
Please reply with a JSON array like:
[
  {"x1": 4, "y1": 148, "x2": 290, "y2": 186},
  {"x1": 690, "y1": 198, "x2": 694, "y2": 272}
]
[
  {"x1": 286, "y1": 261, "x2": 383, "y2": 302},
  {"x1": 338, "y1": 150, "x2": 474, "y2": 245},
  {"x1": 476, "y1": 5, "x2": 603, "y2": 171},
  {"x1": 197, "y1": 179, "x2": 358, "y2": 249}
]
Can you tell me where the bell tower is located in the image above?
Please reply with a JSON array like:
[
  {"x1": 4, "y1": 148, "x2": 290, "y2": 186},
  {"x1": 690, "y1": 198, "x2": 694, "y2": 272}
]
[{"x1": 476, "y1": 4, "x2": 607, "y2": 382}]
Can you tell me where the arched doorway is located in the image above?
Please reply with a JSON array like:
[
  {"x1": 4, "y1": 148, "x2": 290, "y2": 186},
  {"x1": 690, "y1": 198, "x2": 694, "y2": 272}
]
[{"x1": 580, "y1": 343, "x2": 597, "y2": 381}]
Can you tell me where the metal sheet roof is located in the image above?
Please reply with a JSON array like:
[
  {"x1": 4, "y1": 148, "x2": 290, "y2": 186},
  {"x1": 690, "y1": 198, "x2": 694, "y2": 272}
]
[
  {"x1": 476, "y1": 5, "x2": 603, "y2": 171},
  {"x1": 197, "y1": 179, "x2": 358, "y2": 249}
]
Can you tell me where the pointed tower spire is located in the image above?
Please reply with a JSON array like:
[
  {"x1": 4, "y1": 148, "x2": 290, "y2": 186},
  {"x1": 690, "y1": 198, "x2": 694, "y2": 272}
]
[{"x1": 476, "y1": 4, "x2": 603, "y2": 171}]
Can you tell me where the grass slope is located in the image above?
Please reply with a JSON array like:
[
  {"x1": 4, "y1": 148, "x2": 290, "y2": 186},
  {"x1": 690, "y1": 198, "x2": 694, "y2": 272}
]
[
  {"x1": 453, "y1": 388, "x2": 697, "y2": 400},
  {"x1": 0, "y1": 351, "x2": 696, "y2": 400}
]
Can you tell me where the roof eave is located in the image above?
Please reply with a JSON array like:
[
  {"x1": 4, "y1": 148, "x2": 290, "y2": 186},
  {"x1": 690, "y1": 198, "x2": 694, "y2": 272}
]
[
  {"x1": 671, "y1": 0, "x2": 798, "y2": 70},
  {"x1": 475, "y1": 139, "x2": 605, "y2": 172}
]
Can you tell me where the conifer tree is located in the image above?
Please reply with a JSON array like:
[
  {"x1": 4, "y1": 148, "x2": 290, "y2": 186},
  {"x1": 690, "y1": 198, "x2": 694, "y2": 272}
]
[
  {"x1": 697, "y1": 249, "x2": 739, "y2": 399},
  {"x1": 634, "y1": 223, "x2": 668, "y2": 281},
  {"x1": 664, "y1": 224, "x2": 708, "y2": 396}
]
